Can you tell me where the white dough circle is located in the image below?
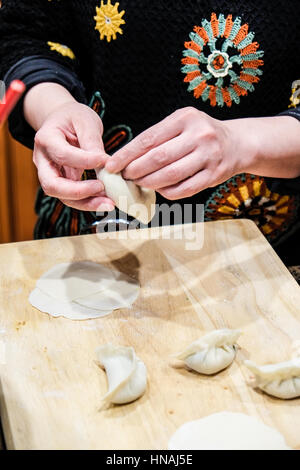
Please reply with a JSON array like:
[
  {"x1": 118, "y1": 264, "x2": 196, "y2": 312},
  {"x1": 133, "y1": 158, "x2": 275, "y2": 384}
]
[
  {"x1": 97, "y1": 168, "x2": 156, "y2": 225},
  {"x1": 29, "y1": 288, "x2": 114, "y2": 321},
  {"x1": 74, "y1": 276, "x2": 139, "y2": 311},
  {"x1": 36, "y1": 261, "x2": 118, "y2": 302},
  {"x1": 168, "y1": 412, "x2": 291, "y2": 450},
  {"x1": 29, "y1": 261, "x2": 140, "y2": 321}
]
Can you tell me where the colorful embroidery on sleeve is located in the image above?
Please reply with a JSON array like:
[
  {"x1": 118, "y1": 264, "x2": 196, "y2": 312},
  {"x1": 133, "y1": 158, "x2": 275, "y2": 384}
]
[
  {"x1": 47, "y1": 41, "x2": 75, "y2": 60},
  {"x1": 205, "y1": 174, "x2": 299, "y2": 242},
  {"x1": 94, "y1": 0, "x2": 125, "y2": 42},
  {"x1": 182, "y1": 13, "x2": 264, "y2": 107}
]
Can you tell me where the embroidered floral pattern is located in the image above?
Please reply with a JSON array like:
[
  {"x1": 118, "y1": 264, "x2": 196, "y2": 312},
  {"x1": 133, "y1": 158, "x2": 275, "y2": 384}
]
[
  {"x1": 289, "y1": 80, "x2": 300, "y2": 108},
  {"x1": 47, "y1": 41, "x2": 75, "y2": 59},
  {"x1": 205, "y1": 174, "x2": 299, "y2": 241},
  {"x1": 89, "y1": 91, "x2": 106, "y2": 120},
  {"x1": 182, "y1": 13, "x2": 264, "y2": 107},
  {"x1": 94, "y1": 0, "x2": 125, "y2": 42}
]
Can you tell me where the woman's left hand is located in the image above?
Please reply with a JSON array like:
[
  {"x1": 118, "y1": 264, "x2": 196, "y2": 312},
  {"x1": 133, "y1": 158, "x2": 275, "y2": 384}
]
[{"x1": 105, "y1": 107, "x2": 252, "y2": 200}]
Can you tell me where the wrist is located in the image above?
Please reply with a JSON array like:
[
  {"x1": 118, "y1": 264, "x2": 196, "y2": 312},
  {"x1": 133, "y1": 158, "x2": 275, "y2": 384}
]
[
  {"x1": 24, "y1": 82, "x2": 76, "y2": 131},
  {"x1": 240, "y1": 116, "x2": 300, "y2": 178},
  {"x1": 223, "y1": 118, "x2": 260, "y2": 175}
]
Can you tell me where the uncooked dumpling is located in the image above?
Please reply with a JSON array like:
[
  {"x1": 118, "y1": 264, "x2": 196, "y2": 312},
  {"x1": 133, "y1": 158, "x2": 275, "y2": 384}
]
[
  {"x1": 174, "y1": 329, "x2": 241, "y2": 375},
  {"x1": 168, "y1": 412, "x2": 291, "y2": 450},
  {"x1": 244, "y1": 358, "x2": 300, "y2": 400},
  {"x1": 97, "y1": 168, "x2": 156, "y2": 224},
  {"x1": 29, "y1": 261, "x2": 140, "y2": 321},
  {"x1": 96, "y1": 344, "x2": 147, "y2": 405}
]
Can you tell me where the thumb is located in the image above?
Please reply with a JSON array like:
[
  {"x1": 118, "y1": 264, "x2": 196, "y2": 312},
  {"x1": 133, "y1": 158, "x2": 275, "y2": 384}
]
[{"x1": 73, "y1": 107, "x2": 108, "y2": 168}]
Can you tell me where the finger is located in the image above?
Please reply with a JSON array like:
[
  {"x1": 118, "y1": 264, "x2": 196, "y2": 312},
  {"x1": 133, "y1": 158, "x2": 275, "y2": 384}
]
[
  {"x1": 158, "y1": 169, "x2": 212, "y2": 200},
  {"x1": 73, "y1": 109, "x2": 104, "y2": 150},
  {"x1": 61, "y1": 196, "x2": 115, "y2": 212},
  {"x1": 73, "y1": 109, "x2": 109, "y2": 168},
  {"x1": 36, "y1": 151, "x2": 104, "y2": 200},
  {"x1": 105, "y1": 111, "x2": 185, "y2": 173},
  {"x1": 63, "y1": 166, "x2": 84, "y2": 181},
  {"x1": 134, "y1": 152, "x2": 205, "y2": 190},
  {"x1": 36, "y1": 128, "x2": 107, "y2": 169},
  {"x1": 122, "y1": 135, "x2": 196, "y2": 181}
]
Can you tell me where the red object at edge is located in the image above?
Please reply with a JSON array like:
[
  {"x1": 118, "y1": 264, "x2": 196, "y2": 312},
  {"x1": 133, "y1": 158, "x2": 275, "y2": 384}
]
[{"x1": 0, "y1": 80, "x2": 26, "y2": 128}]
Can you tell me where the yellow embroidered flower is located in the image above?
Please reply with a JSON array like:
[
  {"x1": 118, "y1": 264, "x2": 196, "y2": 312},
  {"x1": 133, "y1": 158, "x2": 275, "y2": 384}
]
[
  {"x1": 47, "y1": 42, "x2": 75, "y2": 60},
  {"x1": 94, "y1": 0, "x2": 125, "y2": 43},
  {"x1": 289, "y1": 80, "x2": 300, "y2": 108}
]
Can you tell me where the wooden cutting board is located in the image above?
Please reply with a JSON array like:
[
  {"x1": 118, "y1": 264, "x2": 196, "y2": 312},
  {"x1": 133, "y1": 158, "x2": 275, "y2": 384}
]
[{"x1": 0, "y1": 220, "x2": 300, "y2": 450}]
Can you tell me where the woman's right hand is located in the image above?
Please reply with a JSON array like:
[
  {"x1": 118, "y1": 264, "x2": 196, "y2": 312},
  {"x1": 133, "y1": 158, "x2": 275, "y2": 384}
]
[{"x1": 24, "y1": 83, "x2": 115, "y2": 212}]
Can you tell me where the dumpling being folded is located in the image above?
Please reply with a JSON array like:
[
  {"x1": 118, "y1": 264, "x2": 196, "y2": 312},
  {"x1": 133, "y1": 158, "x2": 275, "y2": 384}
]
[
  {"x1": 97, "y1": 168, "x2": 156, "y2": 224},
  {"x1": 96, "y1": 344, "x2": 147, "y2": 405},
  {"x1": 174, "y1": 329, "x2": 241, "y2": 375},
  {"x1": 244, "y1": 358, "x2": 300, "y2": 400}
]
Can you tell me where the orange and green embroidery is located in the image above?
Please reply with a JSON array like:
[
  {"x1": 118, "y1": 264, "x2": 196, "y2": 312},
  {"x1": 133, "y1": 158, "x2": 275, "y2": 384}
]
[
  {"x1": 205, "y1": 174, "x2": 299, "y2": 241},
  {"x1": 182, "y1": 13, "x2": 264, "y2": 107},
  {"x1": 94, "y1": 0, "x2": 125, "y2": 42},
  {"x1": 47, "y1": 41, "x2": 75, "y2": 60}
]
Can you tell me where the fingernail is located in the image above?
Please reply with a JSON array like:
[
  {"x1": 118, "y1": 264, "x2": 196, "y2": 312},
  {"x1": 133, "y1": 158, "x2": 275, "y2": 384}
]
[{"x1": 97, "y1": 204, "x2": 115, "y2": 213}]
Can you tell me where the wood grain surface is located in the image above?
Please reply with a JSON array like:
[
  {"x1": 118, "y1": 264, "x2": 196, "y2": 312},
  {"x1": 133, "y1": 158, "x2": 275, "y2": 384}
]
[{"x1": 0, "y1": 220, "x2": 300, "y2": 450}]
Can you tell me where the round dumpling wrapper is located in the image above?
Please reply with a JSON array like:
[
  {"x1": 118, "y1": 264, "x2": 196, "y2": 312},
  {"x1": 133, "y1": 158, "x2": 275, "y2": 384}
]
[
  {"x1": 74, "y1": 275, "x2": 140, "y2": 311},
  {"x1": 30, "y1": 262, "x2": 140, "y2": 321},
  {"x1": 29, "y1": 288, "x2": 113, "y2": 321},
  {"x1": 36, "y1": 261, "x2": 119, "y2": 303},
  {"x1": 168, "y1": 412, "x2": 291, "y2": 450}
]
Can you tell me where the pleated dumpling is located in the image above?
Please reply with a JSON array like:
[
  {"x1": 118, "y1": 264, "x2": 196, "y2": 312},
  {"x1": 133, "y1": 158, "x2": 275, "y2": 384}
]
[
  {"x1": 96, "y1": 344, "x2": 147, "y2": 405},
  {"x1": 244, "y1": 358, "x2": 300, "y2": 400},
  {"x1": 174, "y1": 329, "x2": 241, "y2": 375},
  {"x1": 97, "y1": 168, "x2": 156, "y2": 224}
]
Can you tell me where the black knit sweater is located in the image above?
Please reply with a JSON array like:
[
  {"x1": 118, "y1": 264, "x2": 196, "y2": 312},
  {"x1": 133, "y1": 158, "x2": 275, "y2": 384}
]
[{"x1": 0, "y1": 0, "x2": 299, "y2": 261}]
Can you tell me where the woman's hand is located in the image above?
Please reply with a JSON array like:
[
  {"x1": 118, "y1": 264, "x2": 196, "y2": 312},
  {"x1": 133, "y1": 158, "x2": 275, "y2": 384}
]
[
  {"x1": 25, "y1": 83, "x2": 115, "y2": 212},
  {"x1": 105, "y1": 107, "x2": 300, "y2": 200},
  {"x1": 105, "y1": 107, "x2": 247, "y2": 200}
]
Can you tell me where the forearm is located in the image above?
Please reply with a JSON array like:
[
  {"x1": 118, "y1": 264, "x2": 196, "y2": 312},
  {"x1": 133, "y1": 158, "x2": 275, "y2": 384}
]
[
  {"x1": 24, "y1": 82, "x2": 77, "y2": 131},
  {"x1": 226, "y1": 116, "x2": 300, "y2": 179}
]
